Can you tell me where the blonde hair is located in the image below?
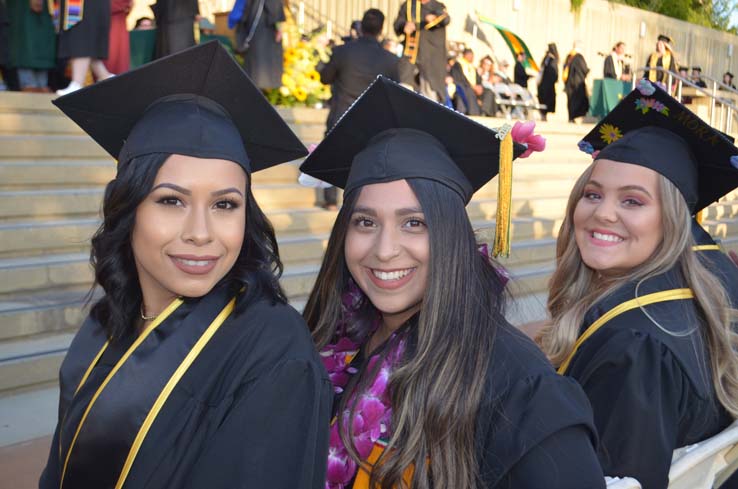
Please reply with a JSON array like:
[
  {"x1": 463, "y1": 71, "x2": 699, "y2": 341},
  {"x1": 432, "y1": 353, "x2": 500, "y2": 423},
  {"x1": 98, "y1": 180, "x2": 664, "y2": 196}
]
[{"x1": 541, "y1": 162, "x2": 738, "y2": 417}]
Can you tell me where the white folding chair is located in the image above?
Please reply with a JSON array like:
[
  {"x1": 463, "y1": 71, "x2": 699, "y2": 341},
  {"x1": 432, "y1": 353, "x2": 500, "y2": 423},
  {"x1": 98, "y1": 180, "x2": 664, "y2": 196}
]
[
  {"x1": 605, "y1": 476, "x2": 642, "y2": 488},
  {"x1": 668, "y1": 420, "x2": 738, "y2": 489}
]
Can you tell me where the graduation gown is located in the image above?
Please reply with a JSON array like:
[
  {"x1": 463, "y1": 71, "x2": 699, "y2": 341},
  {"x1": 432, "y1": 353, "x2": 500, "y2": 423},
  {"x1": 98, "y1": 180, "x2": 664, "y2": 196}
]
[
  {"x1": 692, "y1": 219, "x2": 738, "y2": 309},
  {"x1": 337, "y1": 319, "x2": 605, "y2": 488},
  {"x1": 57, "y1": 0, "x2": 111, "y2": 59},
  {"x1": 563, "y1": 52, "x2": 589, "y2": 120},
  {"x1": 238, "y1": 0, "x2": 284, "y2": 90},
  {"x1": 40, "y1": 284, "x2": 332, "y2": 489},
  {"x1": 644, "y1": 52, "x2": 676, "y2": 84},
  {"x1": 393, "y1": 0, "x2": 449, "y2": 101},
  {"x1": 152, "y1": 0, "x2": 198, "y2": 59},
  {"x1": 562, "y1": 267, "x2": 734, "y2": 489},
  {"x1": 537, "y1": 54, "x2": 557, "y2": 115},
  {"x1": 7, "y1": 0, "x2": 56, "y2": 69}
]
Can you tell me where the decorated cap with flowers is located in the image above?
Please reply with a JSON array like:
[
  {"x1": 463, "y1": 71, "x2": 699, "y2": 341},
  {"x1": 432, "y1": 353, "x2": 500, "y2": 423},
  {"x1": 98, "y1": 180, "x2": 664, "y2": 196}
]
[{"x1": 578, "y1": 78, "x2": 738, "y2": 212}]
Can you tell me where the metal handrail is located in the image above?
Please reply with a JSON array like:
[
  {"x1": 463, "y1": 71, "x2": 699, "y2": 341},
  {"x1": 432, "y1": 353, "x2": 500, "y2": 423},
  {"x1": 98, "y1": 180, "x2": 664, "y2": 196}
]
[{"x1": 634, "y1": 66, "x2": 737, "y2": 134}]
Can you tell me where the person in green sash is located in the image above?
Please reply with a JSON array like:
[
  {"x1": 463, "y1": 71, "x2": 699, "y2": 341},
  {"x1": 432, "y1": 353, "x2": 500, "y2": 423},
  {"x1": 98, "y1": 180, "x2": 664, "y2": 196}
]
[
  {"x1": 40, "y1": 42, "x2": 331, "y2": 489},
  {"x1": 538, "y1": 79, "x2": 738, "y2": 489}
]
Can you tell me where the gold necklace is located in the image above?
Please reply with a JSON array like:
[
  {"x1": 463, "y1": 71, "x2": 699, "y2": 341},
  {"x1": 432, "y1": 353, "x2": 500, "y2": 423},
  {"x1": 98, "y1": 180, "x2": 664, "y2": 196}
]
[{"x1": 140, "y1": 304, "x2": 158, "y2": 321}]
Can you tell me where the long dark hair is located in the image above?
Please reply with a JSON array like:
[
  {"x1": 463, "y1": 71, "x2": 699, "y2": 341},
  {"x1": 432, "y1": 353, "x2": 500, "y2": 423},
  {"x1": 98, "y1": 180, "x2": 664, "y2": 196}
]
[
  {"x1": 89, "y1": 153, "x2": 286, "y2": 341},
  {"x1": 304, "y1": 178, "x2": 508, "y2": 489}
]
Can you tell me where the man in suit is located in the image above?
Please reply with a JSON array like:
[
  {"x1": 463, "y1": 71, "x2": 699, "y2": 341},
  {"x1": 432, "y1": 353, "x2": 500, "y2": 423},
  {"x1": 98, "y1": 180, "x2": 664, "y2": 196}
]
[{"x1": 318, "y1": 8, "x2": 399, "y2": 208}]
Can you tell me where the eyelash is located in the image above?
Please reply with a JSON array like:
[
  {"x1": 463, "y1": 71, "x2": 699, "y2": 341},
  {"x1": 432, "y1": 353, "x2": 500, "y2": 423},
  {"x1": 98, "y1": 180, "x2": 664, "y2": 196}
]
[
  {"x1": 583, "y1": 192, "x2": 643, "y2": 207},
  {"x1": 155, "y1": 194, "x2": 241, "y2": 210},
  {"x1": 351, "y1": 216, "x2": 426, "y2": 228}
]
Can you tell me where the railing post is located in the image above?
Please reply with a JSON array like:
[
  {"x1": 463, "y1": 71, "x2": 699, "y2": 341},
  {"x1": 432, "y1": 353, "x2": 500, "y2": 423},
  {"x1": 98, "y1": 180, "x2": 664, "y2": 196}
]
[
  {"x1": 677, "y1": 79, "x2": 682, "y2": 101},
  {"x1": 710, "y1": 81, "x2": 717, "y2": 127}
]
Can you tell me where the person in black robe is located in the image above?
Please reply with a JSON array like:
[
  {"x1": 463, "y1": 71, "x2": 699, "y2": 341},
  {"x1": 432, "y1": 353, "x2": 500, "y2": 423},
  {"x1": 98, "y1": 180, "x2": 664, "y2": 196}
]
[
  {"x1": 237, "y1": 0, "x2": 284, "y2": 91},
  {"x1": 545, "y1": 81, "x2": 738, "y2": 489},
  {"x1": 513, "y1": 51, "x2": 531, "y2": 88},
  {"x1": 300, "y1": 76, "x2": 605, "y2": 489},
  {"x1": 563, "y1": 42, "x2": 589, "y2": 122},
  {"x1": 537, "y1": 43, "x2": 558, "y2": 121},
  {"x1": 691, "y1": 66, "x2": 708, "y2": 88},
  {"x1": 692, "y1": 219, "x2": 738, "y2": 308},
  {"x1": 41, "y1": 42, "x2": 332, "y2": 489},
  {"x1": 449, "y1": 48, "x2": 495, "y2": 116},
  {"x1": 644, "y1": 34, "x2": 677, "y2": 85},
  {"x1": 152, "y1": 0, "x2": 199, "y2": 58},
  {"x1": 603, "y1": 42, "x2": 625, "y2": 80},
  {"x1": 393, "y1": 0, "x2": 449, "y2": 102}
]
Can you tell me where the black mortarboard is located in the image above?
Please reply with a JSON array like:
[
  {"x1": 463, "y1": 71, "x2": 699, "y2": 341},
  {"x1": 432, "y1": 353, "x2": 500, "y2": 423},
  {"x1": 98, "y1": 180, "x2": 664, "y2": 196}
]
[
  {"x1": 725, "y1": 72, "x2": 734, "y2": 79},
  {"x1": 657, "y1": 34, "x2": 673, "y2": 44},
  {"x1": 53, "y1": 41, "x2": 306, "y2": 173},
  {"x1": 578, "y1": 79, "x2": 738, "y2": 212},
  {"x1": 299, "y1": 76, "x2": 526, "y2": 204},
  {"x1": 692, "y1": 66, "x2": 702, "y2": 72}
]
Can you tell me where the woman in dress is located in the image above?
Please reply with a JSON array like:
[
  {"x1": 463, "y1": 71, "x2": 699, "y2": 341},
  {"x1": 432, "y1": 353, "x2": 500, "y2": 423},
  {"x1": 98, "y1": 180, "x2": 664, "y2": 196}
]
[
  {"x1": 539, "y1": 80, "x2": 738, "y2": 489},
  {"x1": 40, "y1": 42, "x2": 331, "y2": 489},
  {"x1": 300, "y1": 76, "x2": 605, "y2": 489}
]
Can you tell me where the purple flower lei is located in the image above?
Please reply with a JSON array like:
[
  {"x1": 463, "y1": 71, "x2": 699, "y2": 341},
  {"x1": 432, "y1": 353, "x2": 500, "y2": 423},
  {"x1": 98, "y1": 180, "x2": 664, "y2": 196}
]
[{"x1": 320, "y1": 282, "x2": 403, "y2": 489}]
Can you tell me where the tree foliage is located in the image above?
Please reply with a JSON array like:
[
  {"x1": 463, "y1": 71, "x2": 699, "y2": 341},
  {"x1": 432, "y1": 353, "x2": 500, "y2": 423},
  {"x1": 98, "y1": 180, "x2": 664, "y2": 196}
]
[{"x1": 570, "y1": 0, "x2": 737, "y2": 33}]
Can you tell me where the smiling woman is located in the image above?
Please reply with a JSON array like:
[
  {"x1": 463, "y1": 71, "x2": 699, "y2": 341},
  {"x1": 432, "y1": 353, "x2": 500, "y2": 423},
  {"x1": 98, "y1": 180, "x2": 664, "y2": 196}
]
[
  {"x1": 39, "y1": 42, "x2": 332, "y2": 489},
  {"x1": 540, "y1": 81, "x2": 738, "y2": 489},
  {"x1": 301, "y1": 76, "x2": 605, "y2": 489}
]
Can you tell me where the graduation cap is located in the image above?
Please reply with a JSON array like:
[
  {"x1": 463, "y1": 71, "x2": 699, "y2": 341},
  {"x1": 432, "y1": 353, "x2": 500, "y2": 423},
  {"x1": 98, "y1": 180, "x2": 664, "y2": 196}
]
[
  {"x1": 300, "y1": 75, "x2": 528, "y2": 256},
  {"x1": 53, "y1": 41, "x2": 307, "y2": 173},
  {"x1": 691, "y1": 66, "x2": 702, "y2": 72},
  {"x1": 578, "y1": 79, "x2": 738, "y2": 213},
  {"x1": 657, "y1": 34, "x2": 673, "y2": 44}
]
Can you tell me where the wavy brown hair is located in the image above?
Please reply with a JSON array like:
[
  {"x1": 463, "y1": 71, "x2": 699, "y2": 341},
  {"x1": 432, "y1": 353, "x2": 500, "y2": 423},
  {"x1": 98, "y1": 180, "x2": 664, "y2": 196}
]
[
  {"x1": 304, "y1": 178, "x2": 508, "y2": 489},
  {"x1": 542, "y1": 162, "x2": 738, "y2": 417}
]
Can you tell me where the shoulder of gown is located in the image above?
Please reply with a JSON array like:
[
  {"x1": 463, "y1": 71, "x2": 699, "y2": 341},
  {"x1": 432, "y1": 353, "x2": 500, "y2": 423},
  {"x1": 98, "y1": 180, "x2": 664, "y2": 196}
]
[{"x1": 477, "y1": 322, "x2": 603, "y2": 487}]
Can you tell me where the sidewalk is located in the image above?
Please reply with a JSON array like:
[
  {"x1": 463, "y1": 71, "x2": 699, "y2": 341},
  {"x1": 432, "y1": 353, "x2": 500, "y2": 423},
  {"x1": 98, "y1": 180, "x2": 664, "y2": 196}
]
[{"x1": 0, "y1": 435, "x2": 51, "y2": 489}]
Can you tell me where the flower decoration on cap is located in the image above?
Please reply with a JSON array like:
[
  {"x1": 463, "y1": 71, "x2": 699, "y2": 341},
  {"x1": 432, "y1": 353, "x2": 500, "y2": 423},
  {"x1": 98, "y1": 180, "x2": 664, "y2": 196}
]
[
  {"x1": 636, "y1": 79, "x2": 656, "y2": 96},
  {"x1": 510, "y1": 121, "x2": 546, "y2": 158},
  {"x1": 635, "y1": 97, "x2": 669, "y2": 116},
  {"x1": 578, "y1": 140, "x2": 595, "y2": 154},
  {"x1": 599, "y1": 123, "x2": 623, "y2": 144},
  {"x1": 731, "y1": 155, "x2": 738, "y2": 170}
]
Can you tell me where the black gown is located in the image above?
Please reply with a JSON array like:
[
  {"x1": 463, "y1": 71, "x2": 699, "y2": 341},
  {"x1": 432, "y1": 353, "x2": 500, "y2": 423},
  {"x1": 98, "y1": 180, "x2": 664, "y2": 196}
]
[
  {"x1": 336, "y1": 318, "x2": 605, "y2": 488},
  {"x1": 40, "y1": 283, "x2": 332, "y2": 489},
  {"x1": 152, "y1": 0, "x2": 199, "y2": 59},
  {"x1": 563, "y1": 267, "x2": 735, "y2": 489},
  {"x1": 57, "y1": 0, "x2": 110, "y2": 59},
  {"x1": 393, "y1": 0, "x2": 449, "y2": 101},
  {"x1": 239, "y1": 0, "x2": 284, "y2": 90},
  {"x1": 564, "y1": 52, "x2": 589, "y2": 120},
  {"x1": 692, "y1": 219, "x2": 738, "y2": 308},
  {"x1": 537, "y1": 54, "x2": 557, "y2": 115}
]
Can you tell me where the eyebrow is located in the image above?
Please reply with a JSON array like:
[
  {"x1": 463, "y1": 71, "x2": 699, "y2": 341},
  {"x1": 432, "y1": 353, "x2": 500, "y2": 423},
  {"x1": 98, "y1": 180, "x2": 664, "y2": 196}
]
[
  {"x1": 151, "y1": 183, "x2": 243, "y2": 197},
  {"x1": 587, "y1": 180, "x2": 653, "y2": 198},
  {"x1": 352, "y1": 205, "x2": 424, "y2": 216}
]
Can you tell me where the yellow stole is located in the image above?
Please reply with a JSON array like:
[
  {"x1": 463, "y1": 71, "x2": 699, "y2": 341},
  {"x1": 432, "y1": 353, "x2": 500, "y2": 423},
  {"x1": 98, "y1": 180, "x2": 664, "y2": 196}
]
[
  {"x1": 648, "y1": 52, "x2": 672, "y2": 82},
  {"x1": 562, "y1": 50, "x2": 578, "y2": 83},
  {"x1": 353, "y1": 441, "x2": 415, "y2": 488},
  {"x1": 557, "y1": 288, "x2": 694, "y2": 375},
  {"x1": 457, "y1": 57, "x2": 477, "y2": 86}
]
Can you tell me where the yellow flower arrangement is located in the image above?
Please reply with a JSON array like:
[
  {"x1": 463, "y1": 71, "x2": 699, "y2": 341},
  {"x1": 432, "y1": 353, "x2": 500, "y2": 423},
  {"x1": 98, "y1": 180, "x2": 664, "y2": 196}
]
[{"x1": 265, "y1": 6, "x2": 332, "y2": 108}]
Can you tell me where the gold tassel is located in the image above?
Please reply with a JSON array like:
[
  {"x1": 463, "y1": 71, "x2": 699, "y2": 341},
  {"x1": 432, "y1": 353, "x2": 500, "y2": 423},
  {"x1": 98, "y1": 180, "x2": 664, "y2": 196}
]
[
  {"x1": 695, "y1": 209, "x2": 704, "y2": 225},
  {"x1": 493, "y1": 126, "x2": 513, "y2": 258}
]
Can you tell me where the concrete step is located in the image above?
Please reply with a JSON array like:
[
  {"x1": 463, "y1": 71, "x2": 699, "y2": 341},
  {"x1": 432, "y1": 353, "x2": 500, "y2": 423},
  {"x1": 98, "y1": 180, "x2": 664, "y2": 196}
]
[
  {"x1": 0, "y1": 184, "x2": 319, "y2": 219},
  {"x1": 0, "y1": 135, "x2": 109, "y2": 159},
  {"x1": 0, "y1": 332, "x2": 73, "y2": 393},
  {"x1": 0, "y1": 289, "x2": 90, "y2": 341},
  {"x1": 0, "y1": 92, "x2": 56, "y2": 114},
  {"x1": 0, "y1": 160, "x2": 304, "y2": 189}
]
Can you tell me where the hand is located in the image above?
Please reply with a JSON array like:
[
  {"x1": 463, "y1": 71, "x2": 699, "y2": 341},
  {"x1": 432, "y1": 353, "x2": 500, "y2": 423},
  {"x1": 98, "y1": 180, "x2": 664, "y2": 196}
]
[
  {"x1": 403, "y1": 21, "x2": 416, "y2": 35},
  {"x1": 275, "y1": 30, "x2": 283, "y2": 43},
  {"x1": 424, "y1": 14, "x2": 437, "y2": 22},
  {"x1": 194, "y1": 14, "x2": 202, "y2": 22},
  {"x1": 473, "y1": 85, "x2": 483, "y2": 96},
  {"x1": 29, "y1": 0, "x2": 43, "y2": 13}
]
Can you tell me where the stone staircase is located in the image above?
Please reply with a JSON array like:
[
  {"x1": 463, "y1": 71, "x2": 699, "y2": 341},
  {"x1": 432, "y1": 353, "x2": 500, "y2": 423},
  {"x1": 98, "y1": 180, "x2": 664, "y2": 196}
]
[{"x1": 2, "y1": 92, "x2": 738, "y2": 454}]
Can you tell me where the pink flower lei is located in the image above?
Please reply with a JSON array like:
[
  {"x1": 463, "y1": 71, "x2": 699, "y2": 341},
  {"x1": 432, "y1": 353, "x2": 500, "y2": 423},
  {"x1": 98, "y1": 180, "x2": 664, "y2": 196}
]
[{"x1": 319, "y1": 282, "x2": 405, "y2": 489}]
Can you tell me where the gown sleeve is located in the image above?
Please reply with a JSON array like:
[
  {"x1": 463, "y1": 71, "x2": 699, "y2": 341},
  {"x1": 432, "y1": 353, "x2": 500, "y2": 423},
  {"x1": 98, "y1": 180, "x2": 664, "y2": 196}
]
[
  {"x1": 480, "y1": 372, "x2": 605, "y2": 488},
  {"x1": 573, "y1": 330, "x2": 686, "y2": 489},
  {"x1": 184, "y1": 357, "x2": 333, "y2": 489}
]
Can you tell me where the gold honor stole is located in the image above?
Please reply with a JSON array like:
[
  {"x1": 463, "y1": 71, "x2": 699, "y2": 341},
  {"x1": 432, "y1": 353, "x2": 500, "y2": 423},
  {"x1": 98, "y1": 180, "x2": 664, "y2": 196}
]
[
  {"x1": 557, "y1": 288, "x2": 694, "y2": 375},
  {"x1": 353, "y1": 440, "x2": 415, "y2": 488},
  {"x1": 57, "y1": 288, "x2": 237, "y2": 489}
]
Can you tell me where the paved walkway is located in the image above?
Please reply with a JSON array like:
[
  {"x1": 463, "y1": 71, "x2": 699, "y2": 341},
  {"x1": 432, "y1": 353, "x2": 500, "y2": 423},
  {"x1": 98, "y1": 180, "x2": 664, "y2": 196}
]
[{"x1": 0, "y1": 435, "x2": 51, "y2": 489}]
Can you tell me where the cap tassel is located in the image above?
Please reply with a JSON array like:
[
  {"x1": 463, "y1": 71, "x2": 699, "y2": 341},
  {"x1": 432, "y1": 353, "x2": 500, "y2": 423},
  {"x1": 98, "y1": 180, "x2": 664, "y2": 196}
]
[
  {"x1": 493, "y1": 127, "x2": 513, "y2": 258},
  {"x1": 695, "y1": 209, "x2": 704, "y2": 225}
]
